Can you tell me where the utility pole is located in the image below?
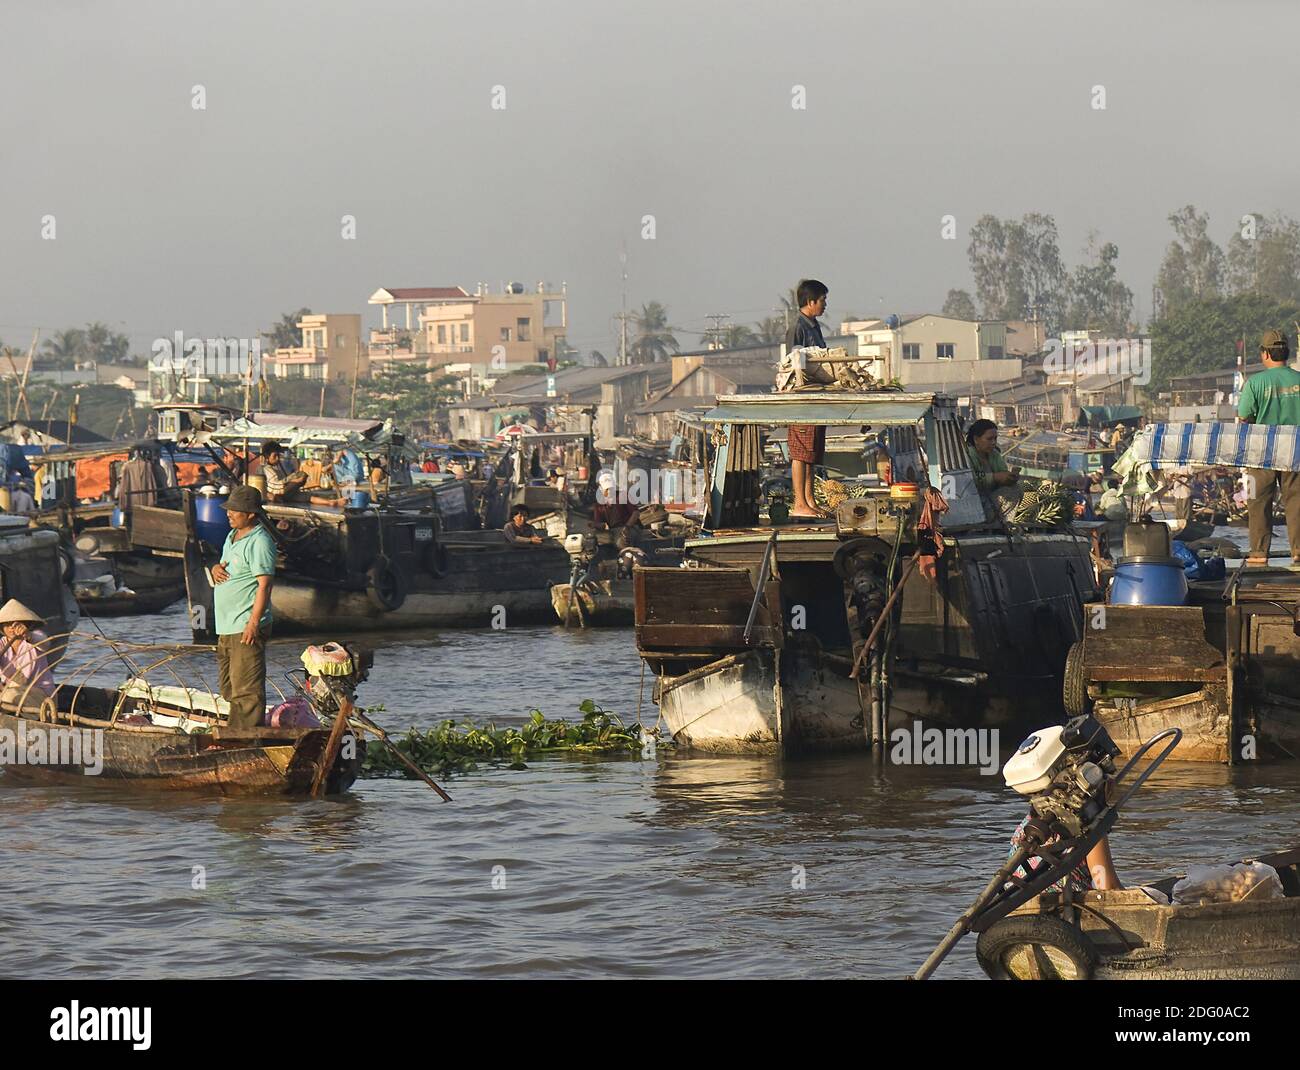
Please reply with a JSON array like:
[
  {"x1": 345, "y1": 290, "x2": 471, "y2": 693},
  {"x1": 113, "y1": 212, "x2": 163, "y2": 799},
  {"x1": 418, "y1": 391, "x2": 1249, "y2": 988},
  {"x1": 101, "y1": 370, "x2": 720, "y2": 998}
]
[
  {"x1": 704, "y1": 313, "x2": 732, "y2": 350},
  {"x1": 619, "y1": 243, "x2": 629, "y2": 366}
]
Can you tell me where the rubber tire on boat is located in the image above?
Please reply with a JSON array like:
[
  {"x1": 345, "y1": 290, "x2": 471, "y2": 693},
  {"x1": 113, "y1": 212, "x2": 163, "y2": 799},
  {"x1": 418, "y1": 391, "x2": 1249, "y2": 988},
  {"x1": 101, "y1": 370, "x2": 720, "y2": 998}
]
[
  {"x1": 1063, "y1": 640, "x2": 1091, "y2": 717},
  {"x1": 58, "y1": 545, "x2": 76, "y2": 583},
  {"x1": 365, "y1": 557, "x2": 408, "y2": 612},
  {"x1": 423, "y1": 541, "x2": 449, "y2": 578},
  {"x1": 975, "y1": 914, "x2": 1098, "y2": 980}
]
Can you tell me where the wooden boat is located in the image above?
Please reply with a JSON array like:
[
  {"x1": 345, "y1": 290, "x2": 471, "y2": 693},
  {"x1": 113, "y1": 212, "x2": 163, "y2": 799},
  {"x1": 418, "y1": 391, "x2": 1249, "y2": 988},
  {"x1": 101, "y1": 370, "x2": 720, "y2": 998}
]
[
  {"x1": 979, "y1": 846, "x2": 1300, "y2": 980},
  {"x1": 0, "y1": 702, "x2": 361, "y2": 795},
  {"x1": 0, "y1": 638, "x2": 364, "y2": 794},
  {"x1": 634, "y1": 392, "x2": 1103, "y2": 755},
  {"x1": 1071, "y1": 571, "x2": 1300, "y2": 762}
]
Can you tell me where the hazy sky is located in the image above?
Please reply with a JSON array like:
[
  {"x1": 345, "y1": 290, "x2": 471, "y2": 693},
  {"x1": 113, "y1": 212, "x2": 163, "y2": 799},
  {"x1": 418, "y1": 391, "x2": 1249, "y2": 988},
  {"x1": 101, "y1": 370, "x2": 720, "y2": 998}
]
[{"x1": 2, "y1": 0, "x2": 1298, "y2": 358}]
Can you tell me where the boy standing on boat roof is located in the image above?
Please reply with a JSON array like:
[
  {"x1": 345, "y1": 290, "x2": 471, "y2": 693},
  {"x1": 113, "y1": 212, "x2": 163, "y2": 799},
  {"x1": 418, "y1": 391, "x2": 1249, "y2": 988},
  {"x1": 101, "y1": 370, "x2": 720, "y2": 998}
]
[
  {"x1": 785, "y1": 279, "x2": 830, "y2": 519},
  {"x1": 1238, "y1": 329, "x2": 1300, "y2": 565},
  {"x1": 211, "y1": 485, "x2": 276, "y2": 731}
]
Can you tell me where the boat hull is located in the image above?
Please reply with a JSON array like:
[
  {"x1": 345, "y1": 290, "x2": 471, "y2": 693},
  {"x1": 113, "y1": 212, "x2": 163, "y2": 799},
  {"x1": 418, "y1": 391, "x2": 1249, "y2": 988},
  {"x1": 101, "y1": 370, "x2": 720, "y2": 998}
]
[
  {"x1": 0, "y1": 712, "x2": 362, "y2": 795},
  {"x1": 658, "y1": 648, "x2": 874, "y2": 755},
  {"x1": 991, "y1": 865, "x2": 1300, "y2": 980},
  {"x1": 267, "y1": 577, "x2": 557, "y2": 633}
]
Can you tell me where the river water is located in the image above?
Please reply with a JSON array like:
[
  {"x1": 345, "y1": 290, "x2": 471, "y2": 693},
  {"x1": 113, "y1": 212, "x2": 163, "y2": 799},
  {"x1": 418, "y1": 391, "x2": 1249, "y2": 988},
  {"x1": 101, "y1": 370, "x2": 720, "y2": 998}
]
[{"x1": 2, "y1": 606, "x2": 1298, "y2": 979}]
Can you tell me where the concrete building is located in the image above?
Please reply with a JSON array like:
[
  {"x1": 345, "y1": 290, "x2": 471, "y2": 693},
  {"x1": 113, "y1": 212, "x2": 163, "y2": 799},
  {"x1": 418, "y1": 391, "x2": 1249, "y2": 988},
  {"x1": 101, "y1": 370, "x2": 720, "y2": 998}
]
[
  {"x1": 446, "y1": 364, "x2": 669, "y2": 443},
  {"x1": 96, "y1": 364, "x2": 151, "y2": 405},
  {"x1": 843, "y1": 314, "x2": 1018, "y2": 388},
  {"x1": 416, "y1": 282, "x2": 567, "y2": 368},
  {"x1": 265, "y1": 313, "x2": 366, "y2": 382}
]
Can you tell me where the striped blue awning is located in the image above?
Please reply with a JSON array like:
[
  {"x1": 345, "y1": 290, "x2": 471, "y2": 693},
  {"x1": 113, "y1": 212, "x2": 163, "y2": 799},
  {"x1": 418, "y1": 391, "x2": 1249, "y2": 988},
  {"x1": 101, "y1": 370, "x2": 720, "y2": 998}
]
[{"x1": 1122, "y1": 422, "x2": 1300, "y2": 471}]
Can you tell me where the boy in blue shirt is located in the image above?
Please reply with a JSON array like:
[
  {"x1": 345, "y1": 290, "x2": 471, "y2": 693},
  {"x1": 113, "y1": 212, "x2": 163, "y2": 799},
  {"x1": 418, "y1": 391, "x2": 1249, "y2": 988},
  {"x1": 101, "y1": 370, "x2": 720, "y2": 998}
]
[{"x1": 211, "y1": 484, "x2": 277, "y2": 730}]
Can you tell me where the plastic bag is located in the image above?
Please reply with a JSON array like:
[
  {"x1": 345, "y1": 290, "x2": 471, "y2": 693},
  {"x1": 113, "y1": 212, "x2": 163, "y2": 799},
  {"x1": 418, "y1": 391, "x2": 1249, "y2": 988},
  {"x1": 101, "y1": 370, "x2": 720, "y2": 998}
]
[
  {"x1": 1171, "y1": 861, "x2": 1285, "y2": 905},
  {"x1": 1172, "y1": 540, "x2": 1226, "y2": 581}
]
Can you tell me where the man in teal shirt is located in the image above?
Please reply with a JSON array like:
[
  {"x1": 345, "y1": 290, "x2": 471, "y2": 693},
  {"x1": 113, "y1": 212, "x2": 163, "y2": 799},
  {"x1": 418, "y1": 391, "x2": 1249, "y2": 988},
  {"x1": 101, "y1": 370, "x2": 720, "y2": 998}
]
[
  {"x1": 1239, "y1": 329, "x2": 1300, "y2": 564},
  {"x1": 211, "y1": 484, "x2": 277, "y2": 729}
]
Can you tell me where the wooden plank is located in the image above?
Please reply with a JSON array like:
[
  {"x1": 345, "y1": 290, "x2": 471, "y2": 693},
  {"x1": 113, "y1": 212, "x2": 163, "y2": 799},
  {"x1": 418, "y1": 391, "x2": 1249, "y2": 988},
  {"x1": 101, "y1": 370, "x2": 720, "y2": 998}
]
[
  {"x1": 636, "y1": 623, "x2": 780, "y2": 649},
  {"x1": 129, "y1": 505, "x2": 188, "y2": 552}
]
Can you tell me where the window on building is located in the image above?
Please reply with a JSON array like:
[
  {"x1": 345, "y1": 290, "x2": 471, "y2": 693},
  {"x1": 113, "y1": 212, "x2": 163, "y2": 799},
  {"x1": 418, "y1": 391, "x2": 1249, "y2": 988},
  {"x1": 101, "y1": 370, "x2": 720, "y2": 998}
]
[
  {"x1": 459, "y1": 323, "x2": 469, "y2": 343},
  {"x1": 986, "y1": 345, "x2": 1004, "y2": 359},
  {"x1": 501, "y1": 327, "x2": 512, "y2": 342},
  {"x1": 517, "y1": 317, "x2": 531, "y2": 342},
  {"x1": 936, "y1": 343, "x2": 955, "y2": 360},
  {"x1": 335, "y1": 334, "x2": 346, "y2": 348},
  {"x1": 902, "y1": 343, "x2": 920, "y2": 361},
  {"x1": 437, "y1": 325, "x2": 447, "y2": 344}
]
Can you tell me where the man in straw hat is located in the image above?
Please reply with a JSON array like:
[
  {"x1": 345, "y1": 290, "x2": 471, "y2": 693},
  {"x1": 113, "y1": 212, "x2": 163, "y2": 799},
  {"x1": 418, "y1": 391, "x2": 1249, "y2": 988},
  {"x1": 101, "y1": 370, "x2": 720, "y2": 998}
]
[
  {"x1": 1239, "y1": 328, "x2": 1300, "y2": 565},
  {"x1": 0, "y1": 598, "x2": 55, "y2": 706},
  {"x1": 210, "y1": 484, "x2": 276, "y2": 730}
]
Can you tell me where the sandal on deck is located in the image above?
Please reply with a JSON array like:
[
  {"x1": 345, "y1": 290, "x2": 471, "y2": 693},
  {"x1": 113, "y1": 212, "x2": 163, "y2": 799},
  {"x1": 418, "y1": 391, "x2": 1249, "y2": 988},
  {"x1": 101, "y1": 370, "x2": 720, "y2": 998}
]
[{"x1": 1245, "y1": 556, "x2": 1269, "y2": 566}]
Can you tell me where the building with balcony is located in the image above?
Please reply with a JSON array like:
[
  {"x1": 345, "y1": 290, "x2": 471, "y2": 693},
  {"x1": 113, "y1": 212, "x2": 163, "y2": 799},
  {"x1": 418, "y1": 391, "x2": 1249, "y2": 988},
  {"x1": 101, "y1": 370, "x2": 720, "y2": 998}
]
[
  {"x1": 415, "y1": 282, "x2": 568, "y2": 368},
  {"x1": 265, "y1": 313, "x2": 366, "y2": 381}
]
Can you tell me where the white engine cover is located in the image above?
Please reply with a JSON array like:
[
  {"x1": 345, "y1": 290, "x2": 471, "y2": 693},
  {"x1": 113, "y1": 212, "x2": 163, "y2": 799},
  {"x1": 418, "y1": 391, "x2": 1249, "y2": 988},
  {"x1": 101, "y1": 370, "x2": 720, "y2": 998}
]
[{"x1": 1003, "y1": 725, "x2": 1067, "y2": 795}]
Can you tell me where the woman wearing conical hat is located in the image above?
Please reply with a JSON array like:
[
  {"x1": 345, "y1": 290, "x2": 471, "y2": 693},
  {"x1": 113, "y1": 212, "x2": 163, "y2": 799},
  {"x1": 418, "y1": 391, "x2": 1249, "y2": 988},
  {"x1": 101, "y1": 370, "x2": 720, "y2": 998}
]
[{"x1": 0, "y1": 599, "x2": 56, "y2": 707}]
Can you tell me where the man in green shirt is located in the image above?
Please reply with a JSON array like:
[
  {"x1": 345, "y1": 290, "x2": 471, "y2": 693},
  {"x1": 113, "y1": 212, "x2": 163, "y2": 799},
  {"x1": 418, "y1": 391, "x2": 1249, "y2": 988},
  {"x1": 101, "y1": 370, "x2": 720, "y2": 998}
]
[
  {"x1": 211, "y1": 484, "x2": 277, "y2": 729},
  {"x1": 1239, "y1": 329, "x2": 1300, "y2": 564}
]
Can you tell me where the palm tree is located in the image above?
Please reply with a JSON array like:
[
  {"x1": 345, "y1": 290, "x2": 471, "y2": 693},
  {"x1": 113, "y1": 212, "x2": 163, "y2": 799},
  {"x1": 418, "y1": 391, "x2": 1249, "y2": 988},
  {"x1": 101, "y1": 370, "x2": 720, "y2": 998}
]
[
  {"x1": 753, "y1": 316, "x2": 787, "y2": 344},
  {"x1": 711, "y1": 323, "x2": 756, "y2": 349},
  {"x1": 628, "y1": 301, "x2": 678, "y2": 363},
  {"x1": 82, "y1": 321, "x2": 111, "y2": 363},
  {"x1": 263, "y1": 308, "x2": 312, "y2": 351},
  {"x1": 42, "y1": 328, "x2": 85, "y2": 368}
]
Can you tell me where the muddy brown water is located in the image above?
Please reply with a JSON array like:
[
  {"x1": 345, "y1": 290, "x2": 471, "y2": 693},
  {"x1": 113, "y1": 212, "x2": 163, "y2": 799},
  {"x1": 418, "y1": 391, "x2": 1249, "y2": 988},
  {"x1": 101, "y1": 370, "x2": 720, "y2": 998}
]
[{"x1": 1, "y1": 605, "x2": 1297, "y2": 978}]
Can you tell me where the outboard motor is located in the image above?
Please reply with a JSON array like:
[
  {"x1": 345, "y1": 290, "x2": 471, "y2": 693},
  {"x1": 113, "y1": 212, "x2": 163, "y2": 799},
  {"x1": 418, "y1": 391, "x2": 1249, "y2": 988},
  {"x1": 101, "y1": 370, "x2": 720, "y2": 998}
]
[
  {"x1": 300, "y1": 642, "x2": 373, "y2": 715},
  {"x1": 913, "y1": 716, "x2": 1181, "y2": 979},
  {"x1": 616, "y1": 546, "x2": 647, "y2": 580}
]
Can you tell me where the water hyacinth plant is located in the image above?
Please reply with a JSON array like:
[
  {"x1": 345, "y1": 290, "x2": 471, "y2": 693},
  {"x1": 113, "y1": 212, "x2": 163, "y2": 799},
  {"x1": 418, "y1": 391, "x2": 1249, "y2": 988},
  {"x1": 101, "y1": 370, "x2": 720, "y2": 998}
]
[{"x1": 360, "y1": 700, "x2": 654, "y2": 778}]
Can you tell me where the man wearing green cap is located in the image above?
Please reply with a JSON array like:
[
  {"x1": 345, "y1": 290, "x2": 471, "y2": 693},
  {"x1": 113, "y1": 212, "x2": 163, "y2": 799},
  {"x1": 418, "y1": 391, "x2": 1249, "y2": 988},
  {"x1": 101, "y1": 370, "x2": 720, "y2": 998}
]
[
  {"x1": 1239, "y1": 329, "x2": 1300, "y2": 564},
  {"x1": 211, "y1": 484, "x2": 277, "y2": 729}
]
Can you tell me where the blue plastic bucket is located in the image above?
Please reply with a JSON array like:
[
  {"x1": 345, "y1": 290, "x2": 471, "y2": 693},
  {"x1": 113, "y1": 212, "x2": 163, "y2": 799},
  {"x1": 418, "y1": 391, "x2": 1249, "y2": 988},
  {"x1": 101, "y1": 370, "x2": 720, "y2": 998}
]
[
  {"x1": 1110, "y1": 557, "x2": 1189, "y2": 606},
  {"x1": 195, "y1": 494, "x2": 231, "y2": 547},
  {"x1": 111, "y1": 507, "x2": 125, "y2": 528},
  {"x1": 349, "y1": 489, "x2": 371, "y2": 510}
]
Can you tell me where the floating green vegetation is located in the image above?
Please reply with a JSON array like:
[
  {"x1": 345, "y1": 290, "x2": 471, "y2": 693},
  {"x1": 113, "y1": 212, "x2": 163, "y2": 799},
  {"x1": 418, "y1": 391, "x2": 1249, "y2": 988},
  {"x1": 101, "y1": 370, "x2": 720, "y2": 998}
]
[{"x1": 360, "y1": 700, "x2": 655, "y2": 778}]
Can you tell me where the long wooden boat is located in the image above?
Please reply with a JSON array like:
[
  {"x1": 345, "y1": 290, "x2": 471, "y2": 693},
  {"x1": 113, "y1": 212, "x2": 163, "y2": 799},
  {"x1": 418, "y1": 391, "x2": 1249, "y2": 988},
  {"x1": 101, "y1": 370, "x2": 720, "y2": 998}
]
[
  {"x1": 979, "y1": 846, "x2": 1300, "y2": 980},
  {"x1": 634, "y1": 393, "x2": 1103, "y2": 755},
  {"x1": 0, "y1": 683, "x2": 361, "y2": 795},
  {"x1": 162, "y1": 494, "x2": 572, "y2": 637}
]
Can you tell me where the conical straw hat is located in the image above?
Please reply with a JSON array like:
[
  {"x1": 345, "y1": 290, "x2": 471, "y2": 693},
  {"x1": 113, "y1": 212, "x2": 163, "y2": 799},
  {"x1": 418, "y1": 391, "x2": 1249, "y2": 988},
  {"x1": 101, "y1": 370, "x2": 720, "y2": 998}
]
[{"x1": 0, "y1": 599, "x2": 45, "y2": 626}]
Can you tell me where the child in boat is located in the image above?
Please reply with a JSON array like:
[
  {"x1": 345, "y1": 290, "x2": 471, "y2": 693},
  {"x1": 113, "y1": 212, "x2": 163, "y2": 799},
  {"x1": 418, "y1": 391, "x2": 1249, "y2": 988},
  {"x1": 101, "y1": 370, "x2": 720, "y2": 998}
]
[
  {"x1": 1008, "y1": 815, "x2": 1122, "y2": 893},
  {"x1": 0, "y1": 598, "x2": 56, "y2": 706}
]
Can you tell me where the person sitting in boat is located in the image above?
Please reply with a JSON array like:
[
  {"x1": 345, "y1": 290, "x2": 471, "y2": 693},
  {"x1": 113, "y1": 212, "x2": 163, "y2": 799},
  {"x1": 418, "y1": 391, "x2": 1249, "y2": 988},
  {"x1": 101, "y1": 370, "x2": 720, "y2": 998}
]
[
  {"x1": 331, "y1": 447, "x2": 365, "y2": 494},
  {"x1": 0, "y1": 598, "x2": 56, "y2": 706},
  {"x1": 261, "y1": 441, "x2": 308, "y2": 503},
  {"x1": 504, "y1": 504, "x2": 544, "y2": 546},
  {"x1": 1098, "y1": 478, "x2": 1126, "y2": 520},
  {"x1": 8, "y1": 479, "x2": 36, "y2": 515},
  {"x1": 592, "y1": 470, "x2": 641, "y2": 552},
  {"x1": 966, "y1": 419, "x2": 1020, "y2": 494},
  {"x1": 1009, "y1": 816, "x2": 1122, "y2": 894}
]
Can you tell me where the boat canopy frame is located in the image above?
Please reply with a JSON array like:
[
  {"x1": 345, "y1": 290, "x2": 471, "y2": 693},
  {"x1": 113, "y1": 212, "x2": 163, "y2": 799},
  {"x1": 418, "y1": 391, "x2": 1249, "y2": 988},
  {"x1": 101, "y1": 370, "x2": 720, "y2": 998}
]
[{"x1": 700, "y1": 391, "x2": 987, "y2": 530}]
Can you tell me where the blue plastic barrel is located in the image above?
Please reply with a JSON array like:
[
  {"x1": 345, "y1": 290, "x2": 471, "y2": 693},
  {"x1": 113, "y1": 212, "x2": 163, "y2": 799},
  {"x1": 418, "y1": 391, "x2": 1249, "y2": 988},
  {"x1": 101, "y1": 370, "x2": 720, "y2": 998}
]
[
  {"x1": 111, "y1": 507, "x2": 125, "y2": 528},
  {"x1": 1109, "y1": 557, "x2": 1189, "y2": 606},
  {"x1": 195, "y1": 493, "x2": 231, "y2": 547},
  {"x1": 349, "y1": 489, "x2": 371, "y2": 510}
]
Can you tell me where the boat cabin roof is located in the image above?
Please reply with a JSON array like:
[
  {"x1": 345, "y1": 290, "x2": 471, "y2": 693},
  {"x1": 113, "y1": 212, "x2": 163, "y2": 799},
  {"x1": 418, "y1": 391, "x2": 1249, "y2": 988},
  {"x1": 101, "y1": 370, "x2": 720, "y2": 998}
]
[{"x1": 702, "y1": 392, "x2": 948, "y2": 427}]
